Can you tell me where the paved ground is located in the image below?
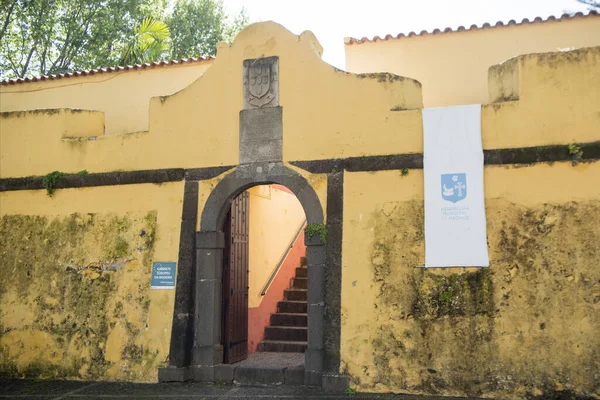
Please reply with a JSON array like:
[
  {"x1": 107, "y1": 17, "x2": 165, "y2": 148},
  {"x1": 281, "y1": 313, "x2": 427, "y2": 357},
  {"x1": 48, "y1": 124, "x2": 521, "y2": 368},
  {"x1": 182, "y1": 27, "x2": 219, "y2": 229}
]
[{"x1": 0, "y1": 379, "x2": 478, "y2": 400}]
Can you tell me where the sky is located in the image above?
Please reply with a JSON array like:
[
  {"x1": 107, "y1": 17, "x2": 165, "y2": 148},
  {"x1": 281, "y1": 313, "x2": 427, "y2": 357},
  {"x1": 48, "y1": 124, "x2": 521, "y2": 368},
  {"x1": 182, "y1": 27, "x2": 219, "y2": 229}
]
[{"x1": 221, "y1": 0, "x2": 592, "y2": 69}]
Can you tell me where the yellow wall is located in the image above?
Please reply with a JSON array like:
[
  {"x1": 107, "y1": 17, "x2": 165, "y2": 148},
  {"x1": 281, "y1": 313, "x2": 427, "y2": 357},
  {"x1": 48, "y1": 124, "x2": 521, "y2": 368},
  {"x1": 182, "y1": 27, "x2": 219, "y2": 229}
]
[
  {"x1": 247, "y1": 185, "x2": 306, "y2": 308},
  {"x1": 0, "y1": 62, "x2": 213, "y2": 136},
  {"x1": 345, "y1": 15, "x2": 600, "y2": 107},
  {"x1": 341, "y1": 163, "x2": 600, "y2": 397},
  {"x1": 3, "y1": 27, "x2": 598, "y2": 180},
  {"x1": 0, "y1": 183, "x2": 183, "y2": 381},
  {"x1": 0, "y1": 22, "x2": 424, "y2": 179},
  {"x1": 1, "y1": 21, "x2": 599, "y2": 398}
]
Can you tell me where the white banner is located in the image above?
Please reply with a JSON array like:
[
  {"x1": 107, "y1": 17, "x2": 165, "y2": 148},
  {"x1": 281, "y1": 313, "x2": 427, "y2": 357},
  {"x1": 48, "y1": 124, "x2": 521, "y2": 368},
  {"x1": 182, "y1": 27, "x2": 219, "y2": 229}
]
[{"x1": 423, "y1": 104, "x2": 489, "y2": 267}]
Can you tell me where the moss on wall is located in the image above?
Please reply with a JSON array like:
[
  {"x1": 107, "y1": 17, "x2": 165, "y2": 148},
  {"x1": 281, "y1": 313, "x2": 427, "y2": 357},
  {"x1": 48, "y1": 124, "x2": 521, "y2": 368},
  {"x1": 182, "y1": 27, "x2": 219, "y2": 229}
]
[
  {"x1": 343, "y1": 198, "x2": 600, "y2": 399},
  {"x1": 0, "y1": 211, "x2": 161, "y2": 380}
]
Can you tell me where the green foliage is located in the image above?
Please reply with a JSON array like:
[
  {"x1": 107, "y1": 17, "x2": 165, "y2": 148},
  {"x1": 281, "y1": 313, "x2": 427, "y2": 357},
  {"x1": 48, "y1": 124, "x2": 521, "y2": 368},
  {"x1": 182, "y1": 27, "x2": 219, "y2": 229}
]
[
  {"x1": 120, "y1": 17, "x2": 170, "y2": 66},
  {"x1": 439, "y1": 287, "x2": 455, "y2": 304},
  {"x1": 43, "y1": 171, "x2": 67, "y2": 197},
  {"x1": 222, "y1": 7, "x2": 250, "y2": 45},
  {"x1": 576, "y1": 0, "x2": 600, "y2": 10},
  {"x1": 168, "y1": 0, "x2": 249, "y2": 59},
  {"x1": 305, "y1": 223, "x2": 327, "y2": 244},
  {"x1": 0, "y1": 0, "x2": 249, "y2": 79},
  {"x1": 568, "y1": 143, "x2": 583, "y2": 158},
  {"x1": 42, "y1": 170, "x2": 89, "y2": 196},
  {"x1": 401, "y1": 168, "x2": 409, "y2": 176},
  {"x1": 345, "y1": 387, "x2": 357, "y2": 395},
  {"x1": 0, "y1": 0, "x2": 167, "y2": 79}
]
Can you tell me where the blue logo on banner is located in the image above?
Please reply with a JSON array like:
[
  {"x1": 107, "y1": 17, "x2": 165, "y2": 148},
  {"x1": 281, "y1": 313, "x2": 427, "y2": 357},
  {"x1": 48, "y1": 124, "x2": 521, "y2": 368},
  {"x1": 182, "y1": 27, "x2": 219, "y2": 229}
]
[
  {"x1": 441, "y1": 173, "x2": 467, "y2": 203},
  {"x1": 151, "y1": 262, "x2": 176, "y2": 289}
]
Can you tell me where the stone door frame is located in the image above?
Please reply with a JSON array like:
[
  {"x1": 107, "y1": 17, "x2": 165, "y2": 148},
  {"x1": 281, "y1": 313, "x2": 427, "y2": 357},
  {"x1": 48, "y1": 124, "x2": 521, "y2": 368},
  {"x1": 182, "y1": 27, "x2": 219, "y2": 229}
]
[{"x1": 162, "y1": 162, "x2": 328, "y2": 385}]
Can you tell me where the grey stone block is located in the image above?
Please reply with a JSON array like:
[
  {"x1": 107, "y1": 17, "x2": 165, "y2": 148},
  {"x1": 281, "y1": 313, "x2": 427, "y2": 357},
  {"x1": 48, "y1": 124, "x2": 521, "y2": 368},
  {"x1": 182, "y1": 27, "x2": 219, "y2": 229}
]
[
  {"x1": 306, "y1": 245, "x2": 326, "y2": 266},
  {"x1": 214, "y1": 364, "x2": 235, "y2": 382},
  {"x1": 304, "y1": 348, "x2": 323, "y2": 372},
  {"x1": 304, "y1": 233, "x2": 325, "y2": 247},
  {"x1": 195, "y1": 249, "x2": 223, "y2": 280},
  {"x1": 322, "y1": 374, "x2": 350, "y2": 391},
  {"x1": 192, "y1": 345, "x2": 223, "y2": 366},
  {"x1": 239, "y1": 139, "x2": 282, "y2": 164},
  {"x1": 307, "y1": 264, "x2": 325, "y2": 304},
  {"x1": 284, "y1": 366, "x2": 305, "y2": 385},
  {"x1": 307, "y1": 304, "x2": 324, "y2": 348},
  {"x1": 239, "y1": 107, "x2": 283, "y2": 142},
  {"x1": 243, "y1": 57, "x2": 279, "y2": 109},
  {"x1": 190, "y1": 365, "x2": 214, "y2": 381},
  {"x1": 234, "y1": 367, "x2": 285, "y2": 385},
  {"x1": 296, "y1": 184, "x2": 325, "y2": 225},
  {"x1": 304, "y1": 370, "x2": 323, "y2": 386},
  {"x1": 157, "y1": 366, "x2": 189, "y2": 382},
  {"x1": 195, "y1": 280, "x2": 222, "y2": 346},
  {"x1": 196, "y1": 231, "x2": 225, "y2": 249}
]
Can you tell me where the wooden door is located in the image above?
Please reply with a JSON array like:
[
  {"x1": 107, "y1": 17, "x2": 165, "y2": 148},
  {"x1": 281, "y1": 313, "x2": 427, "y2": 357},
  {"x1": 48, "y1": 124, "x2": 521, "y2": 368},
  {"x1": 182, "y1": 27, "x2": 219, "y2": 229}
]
[{"x1": 222, "y1": 191, "x2": 250, "y2": 364}]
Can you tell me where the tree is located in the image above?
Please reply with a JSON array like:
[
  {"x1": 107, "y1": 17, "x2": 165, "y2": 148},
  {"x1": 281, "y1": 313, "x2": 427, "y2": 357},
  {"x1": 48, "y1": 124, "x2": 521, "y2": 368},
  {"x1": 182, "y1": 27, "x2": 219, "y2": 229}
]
[
  {"x1": 575, "y1": 0, "x2": 600, "y2": 9},
  {"x1": 0, "y1": 0, "x2": 166, "y2": 79},
  {"x1": 119, "y1": 18, "x2": 170, "y2": 66},
  {"x1": 168, "y1": 0, "x2": 248, "y2": 59},
  {"x1": 0, "y1": 0, "x2": 249, "y2": 80}
]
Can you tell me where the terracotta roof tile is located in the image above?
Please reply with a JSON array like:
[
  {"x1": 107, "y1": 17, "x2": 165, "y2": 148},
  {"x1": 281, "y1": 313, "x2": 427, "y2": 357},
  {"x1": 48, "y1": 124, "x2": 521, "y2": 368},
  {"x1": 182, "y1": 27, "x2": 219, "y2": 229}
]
[
  {"x1": 344, "y1": 11, "x2": 598, "y2": 45},
  {"x1": 1, "y1": 56, "x2": 215, "y2": 86}
]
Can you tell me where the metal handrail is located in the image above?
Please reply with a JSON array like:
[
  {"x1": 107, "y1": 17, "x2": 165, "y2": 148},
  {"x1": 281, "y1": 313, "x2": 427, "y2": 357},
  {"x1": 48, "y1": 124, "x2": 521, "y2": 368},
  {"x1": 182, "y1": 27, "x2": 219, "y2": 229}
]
[{"x1": 260, "y1": 219, "x2": 307, "y2": 296}]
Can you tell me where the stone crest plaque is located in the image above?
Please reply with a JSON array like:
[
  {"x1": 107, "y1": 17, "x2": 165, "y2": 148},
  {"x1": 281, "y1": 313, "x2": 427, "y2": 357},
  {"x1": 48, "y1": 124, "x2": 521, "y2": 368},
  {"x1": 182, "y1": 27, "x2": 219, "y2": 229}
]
[{"x1": 243, "y1": 56, "x2": 279, "y2": 109}]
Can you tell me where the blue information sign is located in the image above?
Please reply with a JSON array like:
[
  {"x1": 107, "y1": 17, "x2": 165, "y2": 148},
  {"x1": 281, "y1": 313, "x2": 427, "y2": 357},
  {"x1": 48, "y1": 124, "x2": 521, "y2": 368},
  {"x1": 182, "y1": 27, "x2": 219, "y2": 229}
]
[{"x1": 151, "y1": 262, "x2": 176, "y2": 289}]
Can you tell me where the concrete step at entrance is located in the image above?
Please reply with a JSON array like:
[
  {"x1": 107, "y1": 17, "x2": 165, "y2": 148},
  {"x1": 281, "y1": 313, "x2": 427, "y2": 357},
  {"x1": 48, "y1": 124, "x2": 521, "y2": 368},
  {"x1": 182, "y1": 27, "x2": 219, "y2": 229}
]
[
  {"x1": 295, "y1": 267, "x2": 307, "y2": 278},
  {"x1": 256, "y1": 340, "x2": 308, "y2": 353},
  {"x1": 291, "y1": 277, "x2": 307, "y2": 289},
  {"x1": 265, "y1": 326, "x2": 307, "y2": 341},
  {"x1": 228, "y1": 352, "x2": 305, "y2": 385},
  {"x1": 284, "y1": 288, "x2": 307, "y2": 301},
  {"x1": 270, "y1": 313, "x2": 307, "y2": 327},
  {"x1": 277, "y1": 301, "x2": 307, "y2": 313}
]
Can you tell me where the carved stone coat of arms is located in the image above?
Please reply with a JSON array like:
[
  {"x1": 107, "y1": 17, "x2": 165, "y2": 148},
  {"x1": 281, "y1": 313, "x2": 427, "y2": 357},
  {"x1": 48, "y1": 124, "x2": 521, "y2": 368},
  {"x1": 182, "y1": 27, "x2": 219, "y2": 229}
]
[{"x1": 243, "y1": 56, "x2": 279, "y2": 109}]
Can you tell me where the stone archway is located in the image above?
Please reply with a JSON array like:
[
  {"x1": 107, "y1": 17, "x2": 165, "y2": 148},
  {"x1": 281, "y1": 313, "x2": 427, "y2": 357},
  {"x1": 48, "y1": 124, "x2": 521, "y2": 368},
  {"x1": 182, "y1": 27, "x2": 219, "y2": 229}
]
[{"x1": 190, "y1": 162, "x2": 326, "y2": 384}]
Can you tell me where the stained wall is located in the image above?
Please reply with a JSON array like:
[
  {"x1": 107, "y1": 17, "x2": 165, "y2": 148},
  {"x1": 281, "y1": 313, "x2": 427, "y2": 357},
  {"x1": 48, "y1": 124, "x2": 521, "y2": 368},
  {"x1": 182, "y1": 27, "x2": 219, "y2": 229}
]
[{"x1": 0, "y1": 21, "x2": 598, "y2": 398}]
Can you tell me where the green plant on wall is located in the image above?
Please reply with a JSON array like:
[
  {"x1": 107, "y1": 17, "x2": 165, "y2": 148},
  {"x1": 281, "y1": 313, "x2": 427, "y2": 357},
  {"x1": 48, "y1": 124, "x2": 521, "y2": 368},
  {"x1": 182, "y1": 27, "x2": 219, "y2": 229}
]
[
  {"x1": 43, "y1": 171, "x2": 67, "y2": 196},
  {"x1": 439, "y1": 287, "x2": 455, "y2": 304},
  {"x1": 568, "y1": 143, "x2": 583, "y2": 158},
  {"x1": 305, "y1": 223, "x2": 327, "y2": 244},
  {"x1": 42, "y1": 170, "x2": 89, "y2": 196},
  {"x1": 401, "y1": 168, "x2": 409, "y2": 176}
]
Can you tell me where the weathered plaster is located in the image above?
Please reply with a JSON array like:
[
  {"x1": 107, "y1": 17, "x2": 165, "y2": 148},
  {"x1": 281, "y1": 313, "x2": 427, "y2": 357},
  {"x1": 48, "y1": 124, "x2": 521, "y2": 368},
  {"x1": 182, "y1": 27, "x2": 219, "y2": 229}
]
[
  {"x1": 341, "y1": 166, "x2": 600, "y2": 398},
  {"x1": 0, "y1": 183, "x2": 183, "y2": 381},
  {"x1": 0, "y1": 212, "x2": 158, "y2": 380}
]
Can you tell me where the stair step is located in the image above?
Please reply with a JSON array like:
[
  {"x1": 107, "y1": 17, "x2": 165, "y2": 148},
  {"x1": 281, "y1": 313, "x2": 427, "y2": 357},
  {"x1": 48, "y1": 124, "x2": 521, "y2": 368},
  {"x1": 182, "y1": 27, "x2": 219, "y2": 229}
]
[
  {"x1": 290, "y1": 277, "x2": 307, "y2": 289},
  {"x1": 257, "y1": 340, "x2": 308, "y2": 353},
  {"x1": 300, "y1": 256, "x2": 307, "y2": 267},
  {"x1": 265, "y1": 326, "x2": 307, "y2": 341},
  {"x1": 295, "y1": 267, "x2": 307, "y2": 278},
  {"x1": 270, "y1": 313, "x2": 307, "y2": 327},
  {"x1": 277, "y1": 301, "x2": 307, "y2": 313},
  {"x1": 284, "y1": 288, "x2": 307, "y2": 301}
]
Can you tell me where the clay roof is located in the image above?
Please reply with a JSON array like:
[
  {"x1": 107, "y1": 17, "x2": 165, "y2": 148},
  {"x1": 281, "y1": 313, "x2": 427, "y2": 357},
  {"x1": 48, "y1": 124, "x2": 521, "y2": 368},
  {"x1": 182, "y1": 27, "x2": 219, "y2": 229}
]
[
  {"x1": 344, "y1": 10, "x2": 598, "y2": 45},
  {"x1": 0, "y1": 56, "x2": 214, "y2": 86}
]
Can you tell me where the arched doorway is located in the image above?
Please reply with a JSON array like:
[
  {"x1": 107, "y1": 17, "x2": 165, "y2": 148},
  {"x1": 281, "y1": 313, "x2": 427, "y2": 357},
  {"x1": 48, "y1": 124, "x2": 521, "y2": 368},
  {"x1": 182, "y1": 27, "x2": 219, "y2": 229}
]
[{"x1": 164, "y1": 163, "x2": 326, "y2": 385}]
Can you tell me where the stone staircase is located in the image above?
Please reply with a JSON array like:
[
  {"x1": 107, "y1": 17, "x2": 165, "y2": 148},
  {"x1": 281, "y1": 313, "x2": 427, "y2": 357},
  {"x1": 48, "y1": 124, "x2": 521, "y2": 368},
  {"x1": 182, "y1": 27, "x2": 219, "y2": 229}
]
[{"x1": 257, "y1": 257, "x2": 308, "y2": 353}]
